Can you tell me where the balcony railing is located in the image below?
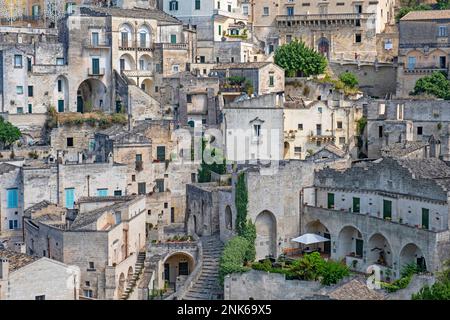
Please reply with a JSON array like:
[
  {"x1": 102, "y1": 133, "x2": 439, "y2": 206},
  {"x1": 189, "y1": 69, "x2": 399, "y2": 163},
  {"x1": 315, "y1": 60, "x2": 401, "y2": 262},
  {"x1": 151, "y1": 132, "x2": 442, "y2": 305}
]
[
  {"x1": 83, "y1": 39, "x2": 110, "y2": 48},
  {"x1": 154, "y1": 43, "x2": 188, "y2": 50},
  {"x1": 399, "y1": 42, "x2": 450, "y2": 49},
  {"x1": 118, "y1": 40, "x2": 153, "y2": 51},
  {"x1": 122, "y1": 69, "x2": 153, "y2": 78},
  {"x1": 404, "y1": 67, "x2": 448, "y2": 74},
  {"x1": 88, "y1": 68, "x2": 105, "y2": 76},
  {"x1": 308, "y1": 131, "x2": 335, "y2": 141},
  {"x1": 277, "y1": 13, "x2": 372, "y2": 23}
]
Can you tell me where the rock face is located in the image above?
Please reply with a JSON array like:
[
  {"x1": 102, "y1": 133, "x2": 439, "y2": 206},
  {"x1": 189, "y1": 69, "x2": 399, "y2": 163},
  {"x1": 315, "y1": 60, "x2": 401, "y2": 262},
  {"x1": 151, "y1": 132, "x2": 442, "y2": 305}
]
[{"x1": 184, "y1": 235, "x2": 224, "y2": 300}]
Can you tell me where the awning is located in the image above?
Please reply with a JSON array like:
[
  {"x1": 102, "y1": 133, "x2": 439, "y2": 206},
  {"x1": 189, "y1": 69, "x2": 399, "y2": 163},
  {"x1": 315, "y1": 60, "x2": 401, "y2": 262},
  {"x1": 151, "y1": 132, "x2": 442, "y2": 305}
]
[{"x1": 291, "y1": 233, "x2": 330, "y2": 245}]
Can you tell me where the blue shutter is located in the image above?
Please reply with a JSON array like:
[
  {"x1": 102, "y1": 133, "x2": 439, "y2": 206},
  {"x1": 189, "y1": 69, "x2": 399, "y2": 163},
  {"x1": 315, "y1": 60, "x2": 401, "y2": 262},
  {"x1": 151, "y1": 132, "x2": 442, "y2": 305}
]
[
  {"x1": 97, "y1": 189, "x2": 108, "y2": 197},
  {"x1": 65, "y1": 188, "x2": 75, "y2": 209},
  {"x1": 7, "y1": 188, "x2": 18, "y2": 208}
]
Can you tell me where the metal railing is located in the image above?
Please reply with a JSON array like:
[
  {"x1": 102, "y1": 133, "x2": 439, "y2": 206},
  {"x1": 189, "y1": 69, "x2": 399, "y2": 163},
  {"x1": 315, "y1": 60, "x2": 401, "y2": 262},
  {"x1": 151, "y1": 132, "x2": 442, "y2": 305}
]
[
  {"x1": 277, "y1": 13, "x2": 372, "y2": 22},
  {"x1": 154, "y1": 43, "x2": 188, "y2": 50},
  {"x1": 88, "y1": 68, "x2": 105, "y2": 76}
]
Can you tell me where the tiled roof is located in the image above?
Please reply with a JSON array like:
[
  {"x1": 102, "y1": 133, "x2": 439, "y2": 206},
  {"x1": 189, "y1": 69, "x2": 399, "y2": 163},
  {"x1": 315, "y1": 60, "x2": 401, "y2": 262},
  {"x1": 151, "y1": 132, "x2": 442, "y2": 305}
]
[
  {"x1": 401, "y1": 10, "x2": 450, "y2": 21},
  {"x1": 24, "y1": 200, "x2": 54, "y2": 217},
  {"x1": 328, "y1": 279, "x2": 386, "y2": 300},
  {"x1": 0, "y1": 163, "x2": 18, "y2": 175},
  {"x1": 0, "y1": 249, "x2": 38, "y2": 273},
  {"x1": 381, "y1": 141, "x2": 428, "y2": 158},
  {"x1": 395, "y1": 158, "x2": 450, "y2": 180}
]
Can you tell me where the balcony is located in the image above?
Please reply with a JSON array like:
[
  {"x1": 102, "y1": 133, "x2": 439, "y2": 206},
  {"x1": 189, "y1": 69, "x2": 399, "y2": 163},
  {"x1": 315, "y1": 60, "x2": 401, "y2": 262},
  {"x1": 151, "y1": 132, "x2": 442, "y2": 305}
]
[
  {"x1": 88, "y1": 68, "x2": 105, "y2": 76},
  {"x1": 404, "y1": 66, "x2": 448, "y2": 75},
  {"x1": 308, "y1": 131, "x2": 335, "y2": 142},
  {"x1": 122, "y1": 69, "x2": 154, "y2": 78},
  {"x1": 83, "y1": 39, "x2": 110, "y2": 49},
  {"x1": 153, "y1": 43, "x2": 188, "y2": 50},
  {"x1": 118, "y1": 40, "x2": 153, "y2": 51},
  {"x1": 277, "y1": 13, "x2": 371, "y2": 28}
]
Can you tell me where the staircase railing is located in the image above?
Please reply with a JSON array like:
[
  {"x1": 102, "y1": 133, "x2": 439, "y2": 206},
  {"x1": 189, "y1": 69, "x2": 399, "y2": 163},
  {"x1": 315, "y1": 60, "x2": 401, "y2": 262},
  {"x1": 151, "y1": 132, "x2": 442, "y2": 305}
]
[{"x1": 165, "y1": 233, "x2": 203, "y2": 300}]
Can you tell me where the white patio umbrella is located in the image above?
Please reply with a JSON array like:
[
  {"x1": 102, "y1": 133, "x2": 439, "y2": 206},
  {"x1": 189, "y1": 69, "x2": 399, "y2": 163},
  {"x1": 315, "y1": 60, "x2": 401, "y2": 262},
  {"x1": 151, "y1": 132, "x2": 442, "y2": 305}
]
[{"x1": 291, "y1": 233, "x2": 330, "y2": 245}]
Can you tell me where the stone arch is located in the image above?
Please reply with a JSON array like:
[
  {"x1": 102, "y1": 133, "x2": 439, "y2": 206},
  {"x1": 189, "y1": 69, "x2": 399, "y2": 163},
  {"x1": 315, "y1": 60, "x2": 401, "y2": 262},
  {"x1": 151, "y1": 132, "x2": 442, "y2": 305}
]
[
  {"x1": 368, "y1": 233, "x2": 393, "y2": 267},
  {"x1": 225, "y1": 205, "x2": 233, "y2": 230},
  {"x1": 140, "y1": 78, "x2": 154, "y2": 95},
  {"x1": 118, "y1": 53, "x2": 136, "y2": 73},
  {"x1": 305, "y1": 220, "x2": 331, "y2": 254},
  {"x1": 337, "y1": 225, "x2": 364, "y2": 259},
  {"x1": 163, "y1": 252, "x2": 195, "y2": 289},
  {"x1": 138, "y1": 54, "x2": 152, "y2": 71},
  {"x1": 119, "y1": 23, "x2": 134, "y2": 47},
  {"x1": 54, "y1": 75, "x2": 69, "y2": 113},
  {"x1": 318, "y1": 37, "x2": 330, "y2": 59},
  {"x1": 400, "y1": 243, "x2": 427, "y2": 272},
  {"x1": 255, "y1": 210, "x2": 277, "y2": 260},
  {"x1": 127, "y1": 266, "x2": 134, "y2": 284},
  {"x1": 118, "y1": 272, "x2": 126, "y2": 298},
  {"x1": 77, "y1": 79, "x2": 108, "y2": 113}
]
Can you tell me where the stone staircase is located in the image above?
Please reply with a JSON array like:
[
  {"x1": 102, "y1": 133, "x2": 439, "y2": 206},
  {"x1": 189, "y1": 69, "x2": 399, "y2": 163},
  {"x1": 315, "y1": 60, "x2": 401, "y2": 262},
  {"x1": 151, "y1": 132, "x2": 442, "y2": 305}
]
[
  {"x1": 120, "y1": 251, "x2": 146, "y2": 300},
  {"x1": 184, "y1": 235, "x2": 224, "y2": 300}
]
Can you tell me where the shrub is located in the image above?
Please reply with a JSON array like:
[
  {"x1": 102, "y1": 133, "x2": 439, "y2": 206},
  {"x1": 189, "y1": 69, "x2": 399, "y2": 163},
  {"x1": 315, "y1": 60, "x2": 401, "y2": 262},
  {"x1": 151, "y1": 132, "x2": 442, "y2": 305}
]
[
  {"x1": 0, "y1": 117, "x2": 22, "y2": 148},
  {"x1": 219, "y1": 236, "x2": 251, "y2": 285},
  {"x1": 339, "y1": 72, "x2": 359, "y2": 88},
  {"x1": 413, "y1": 71, "x2": 450, "y2": 100},
  {"x1": 320, "y1": 260, "x2": 350, "y2": 286},
  {"x1": 227, "y1": 76, "x2": 246, "y2": 85}
]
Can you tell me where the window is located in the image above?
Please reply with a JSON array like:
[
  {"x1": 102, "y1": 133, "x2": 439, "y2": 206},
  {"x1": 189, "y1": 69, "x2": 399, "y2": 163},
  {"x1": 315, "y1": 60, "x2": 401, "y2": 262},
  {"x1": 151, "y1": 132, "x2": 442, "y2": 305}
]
[
  {"x1": 35, "y1": 295, "x2": 45, "y2": 301},
  {"x1": 17, "y1": 107, "x2": 23, "y2": 114},
  {"x1": 140, "y1": 32, "x2": 147, "y2": 48},
  {"x1": 136, "y1": 154, "x2": 143, "y2": 162},
  {"x1": 422, "y1": 208, "x2": 429, "y2": 229},
  {"x1": 243, "y1": 6, "x2": 249, "y2": 15},
  {"x1": 132, "y1": 175, "x2": 136, "y2": 182},
  {"x1": 114, "y1": 190, "x2": 122, "y2": 197},
  {"x1": 27, "y1": 57, "x2": 32, "y2": 71},
  {"x1": 169, "y1": 0, "x2": 178, "y2": 10},
  {"x1": 218, "y1": 25, "x2": 222, "y2": 36},
  {"x1": 65, "y1": 188, "x2": 75, "y2": 209},
  {"x1": 253, "y1": 124, "x2": 261, "y2": 137},
  {"x1": 83, "y1": 290, "x2": 93, "y2": 298},
  {"x1": 353, "y1": 197, "x2": 360, "y2": 213},
  {"x1": 97, "y1": 189, "x2": 108, "y2": 197},
  {"x1": 355, "y1": 239, "x2": 364, "y2": 257},
  {"x1": 337, "y1": 121, "x2": 343, "y2": 129},
  {"x1": 14, "y1": 55, "x2": 22, "y2": 68},
  {"x1": 355, "y1": 4, "x2": 362, "y2": 14},
  {"x1": 287, "y1": 7, "x2": 294, "y2": 16},
  {"x1": 156, "y1": 179, "x2": 165, "y2": 193},
  {"x1": 171, "y1": 208, "x2": 175, "y2": 223},
  {"x1": 32, "y1": 4, "x2": 40, "y2": 17},
  {"x1": 28, "y1": 86, "x2": 34, "y2": 97},
  {"x1": 355, "y1": 34, "x2": 362, "y2": 43},
  {"x1": 28, "y1": 104, "x2": 32, "y2": 114},
  {"x1": 138, "y1": 182, "x2": 146, "y2": 195},
  {"x1": 58, "y1": 99, "x2": 64, "y2": 113},
  {"x1": 327, "y1": 193, "x2": 335, "y2": 209},
  {"x1": 58, "y1": 79, "x2": 63, "y2": 92},
  {"x1": 316, "y1": 141, "x2": 321, "y2": 147},
  {"x1": 269, "y1": 74, "x2": 274, "y2": 87},
  {"x1": 298, "y1": 124, "x2": 303, "y2": 130},
  {"x1": 417, "y1": 126, "x2": 423, "y2": 135},
  {"x1": 378, "y1": 126, "x2": 383, "y2": 138},
  {"x1": 91, "y1": 58, "x2": 100, "y2": 75},
  {"x1": 9, "y1": 220, "x2": 18, "y2": 230},
  {"x1": 378, "y1": 103, "x2": 386, "y2": 115},
  {"x1": 56, "y1": 58, "x2": 64, "y2": 65},
  {"x1": 438, "y1": 26, "x2": 448, "y2": 37},
  {"x1": 294, "y1": 147, "x2": 302, "y2": 153},
  {"x1": 67, "y1": 137, "x2": 74, "y2": 147},
  {"x1": 286, "y1": 35, "x2": 292, "y2": 43},
  {"x1": 16, "y1": 86, "x2": 23, "y2": 94},
  {"x1": 228, "y1": 4, "x2": 231, "y2": 12},
  {"x1": 263, "y1": 7, "x2": 269, "y2": 15},
  {"x1": 170, "y1": 34, "x2": 177, "y2": 44},
  {"x1": 195, "y1": 0, "x2": 201, "y2": 10},
  {"x1": 199, "y1": 56, "x2": 206, "y2": 63},
  {"x1": 408, "y1": 56, "x2": 416, "y2": 70},
  {"x1": 187, "y1": 95, "x2": 192, "y2": 103},
  {"x1": 339, "y1": 137, "x2": 345, "y2": 145},
  {"x1": 92, "y1": 32, "x2": 99, "y2": 46},
  {"x1": 157, "y1": 146, "x2": 166, "y2": 161},
  {"x1": 383, "y1": 200, "x2": 392, "y2": 219},
  {"x1": 88, "y1": 262, "x2": 95, "y2": 270},
  {"x1": 316, "y1": 124, "x2": 322, "y2": 135},
  {"x1": 7, "y1": 188, "x2": 18, "y2": 208},
  {"x1": 172, "y1": 65, "x2": 179, "y2": 73},
  {"x1": 217, "y1": 1, "x2": 220, "y2": 9}
]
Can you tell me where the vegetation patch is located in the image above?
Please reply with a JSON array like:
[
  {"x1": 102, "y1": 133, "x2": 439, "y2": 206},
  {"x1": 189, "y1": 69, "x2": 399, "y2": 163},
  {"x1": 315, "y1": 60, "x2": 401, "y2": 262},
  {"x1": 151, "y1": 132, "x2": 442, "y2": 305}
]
[
  {"x1": 413, "y1": 71, "x2": 450, "y2": 100},
  {"x1": 0, "y1": 116, "x2": 21, "y2": 149}
]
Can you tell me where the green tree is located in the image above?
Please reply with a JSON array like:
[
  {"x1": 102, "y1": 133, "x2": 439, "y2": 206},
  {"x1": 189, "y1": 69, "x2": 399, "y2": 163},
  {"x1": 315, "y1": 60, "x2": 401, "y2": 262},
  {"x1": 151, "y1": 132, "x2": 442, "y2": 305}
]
[
  {"x1": 339, "y1": 72, "x2": 359, "y2": 88},
  {"x1": 0, "y1": 117, "x2": 21, "y2": 149},
  {"x1": 413, "y1": 71, "x2": 450, "y2": 100},
  {"x1": 235, "y1": 173, "x2": 248, "y2": 235},
  {"x1": 412, "y1": 260, "x2": 450, "y2": 300},
  {"x1": 274, "y1": 40, "x2": 327, "y2": 77},
  {"x1": 197, "y1": 139, "x2": 227, "y2": 182},
  {"x1": 218, "y1": 236, "x2": 251, "y2": 285},
  {"x1": 437, "y1": 0, "x2": 450, "y2": 9}
]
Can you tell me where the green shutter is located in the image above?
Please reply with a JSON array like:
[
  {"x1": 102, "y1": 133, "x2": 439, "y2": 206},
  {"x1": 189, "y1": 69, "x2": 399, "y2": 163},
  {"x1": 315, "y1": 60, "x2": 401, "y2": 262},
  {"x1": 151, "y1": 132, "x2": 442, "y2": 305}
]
[
  {"x1": 383, "y1": 200, "x2": 392, "y2": 219},
  {"x1": 327, "y1": 193, "x2": 334, "y2": 209},
  {"x1": 355, "y1": 239, "x2": 363, "y2": 257},
  {"x1": 422, "y1": 208, "x2": 429, "y2": 229},
  {"x1": 352, "y1": 197, "x2": 360, "y2": 213}
]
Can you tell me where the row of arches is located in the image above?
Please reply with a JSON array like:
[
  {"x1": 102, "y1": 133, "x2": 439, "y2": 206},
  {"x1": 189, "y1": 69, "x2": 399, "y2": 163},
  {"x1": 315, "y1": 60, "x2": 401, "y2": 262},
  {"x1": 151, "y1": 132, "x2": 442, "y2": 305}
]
[
  {"x1": 118, "y1": 53, "x2": 152, "y2": 72},
  {"x1": 119, "y1": 23, "x2": 153, "y2": 48}
]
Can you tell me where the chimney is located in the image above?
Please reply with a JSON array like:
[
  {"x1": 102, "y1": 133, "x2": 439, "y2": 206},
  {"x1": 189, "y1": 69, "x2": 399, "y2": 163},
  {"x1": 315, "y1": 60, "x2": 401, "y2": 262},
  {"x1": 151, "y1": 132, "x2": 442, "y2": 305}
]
[
  {"x1": 14, "y1": 242, "x2": 26, "y2": 254},
  {"x1": 0, "y1": 258, "x2": 9, "y2": 280}
]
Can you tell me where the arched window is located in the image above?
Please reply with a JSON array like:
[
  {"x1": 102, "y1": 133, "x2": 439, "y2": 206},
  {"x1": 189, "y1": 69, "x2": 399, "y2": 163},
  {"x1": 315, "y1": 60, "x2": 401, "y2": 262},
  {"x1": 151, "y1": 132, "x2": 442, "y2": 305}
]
[
  {"x1": 225, "y1": 206, "x2": 232, "y2": 230},
  {"x1": 138, "y1": 25, "x2": 151, "y2": 49}
]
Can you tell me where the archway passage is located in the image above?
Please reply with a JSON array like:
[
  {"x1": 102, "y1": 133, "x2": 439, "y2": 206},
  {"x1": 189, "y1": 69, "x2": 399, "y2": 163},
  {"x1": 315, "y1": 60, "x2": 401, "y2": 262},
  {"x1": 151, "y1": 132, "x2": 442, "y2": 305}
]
[
  {"x1": 140, "y1": 78, "x2": 154, "y2": 96},
  {"x1": 368, "y1": 233, "x2": 393, "y2": 267},
  {"x1": 163, "y1": 253, "x2": 195, "y2": 290},
  {"x1": 400, "y1": 243, "x2": 426, "y2": 272},
  {"x1": 305, "y1": 220, "x2": 331, "y2": 255},
  {"x1": 337, "y1": 226, "x2": 364, "y2": 259},
  {"x1": 127, "y1": 266, "x2": 134, "y2": 284},
  {"x1": 118, "y1": 273, "x2": 126, "y2": 298},
  {"x1": 225, "y1": 206, "x2": 233, "y2": 230},
  {"x1": 255, "y1": 210, "x2": 277, "y2": 260},
  {"x1": 318, "y1": 37, "x2": 330, "y2": 59},
  {"x1": 77, "y1": 79, "x2": 108, "y2": 113},
  {"x1": 284, "y1": 141, "x2": 290, "y2": 158}
]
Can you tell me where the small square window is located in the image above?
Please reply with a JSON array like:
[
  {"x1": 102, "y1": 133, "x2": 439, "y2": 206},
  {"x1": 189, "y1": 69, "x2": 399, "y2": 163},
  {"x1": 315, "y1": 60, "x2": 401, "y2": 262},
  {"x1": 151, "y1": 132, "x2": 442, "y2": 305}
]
[
  {"x1": 417, "y1": 126, "x2": 423, "y2": 135},
  {"x1": 132, "y1": 175, "x2": 136, "y2": 182},
  {"x1": 16, "y1": 86, "x2": 23, "y2": 94},
  {"x1": 355, "y1": 34, "x2": 362, "y2": 43},
  {"x1": 88, "y1": 262, "x2": 95, "y2": 270},
  {"x1": 67, "y1": 137, "x2": 74, "y2": 147},
  {"x1": 339, "y1": 137, "x2": 346, "y2": 145},
  {"x1": 298, "y1": 124, "x2": 303, "y2": 130},
  {"x1": 164, "y1": 202, "x2": 168, "y2": 209},
  {"x1": 337, "y1": 121, "x2": 343, "y2": 129}
]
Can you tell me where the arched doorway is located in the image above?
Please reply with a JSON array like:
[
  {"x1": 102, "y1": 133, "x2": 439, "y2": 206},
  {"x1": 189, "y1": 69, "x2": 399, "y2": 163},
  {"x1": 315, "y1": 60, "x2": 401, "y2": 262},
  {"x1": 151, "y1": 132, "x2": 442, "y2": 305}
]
[
  {"x1": 305, "y1": 220, "x2": 331, "y2": 254},
  {"x1": 284, "y1": 141, "x2": 290, "y2": 158},
  {"x1": 118, "y1": 53, "x2": 136, "y2": 74},
  {"x1": 225, "y1": 206, "x2": 233, "y2": 230},
  {"x1": 118, "y1": 273, "x2": 126, "y2": 298},
  {"x1": 337, "y1": 226, "x2": 364, "y2": 259},
  {"x1": 163, "y1": 252, "x2": 195, "y2": 290},
  {"x1": 138, "y1": 54, "x2": 152, "y2": 71},
  {"x1": 127, "y1": 266, "x2": 134, "y2": 284},
  {"x1": 140, "y1": 78, "x2": 154, "y2": 95},
  {"x1": 368, "y1": 233, "x2": 392, "y2": 267},
  {"x1": 255, "y1": 210, "x2": 277, "y2": 260},
  {"x1": 77, "y1": 79, "x2": 108, "y2": 113},
  {"x1": 318, "y1": 37, "x2": 330, "y2": 59},
  {"x1": 400, "y1": 243, "x2": 426, "y2": 272}
]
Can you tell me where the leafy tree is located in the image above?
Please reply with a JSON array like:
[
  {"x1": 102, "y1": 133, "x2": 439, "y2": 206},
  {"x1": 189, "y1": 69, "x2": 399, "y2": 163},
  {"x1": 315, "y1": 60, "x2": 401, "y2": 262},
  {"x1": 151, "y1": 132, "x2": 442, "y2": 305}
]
[
  {"x1": 413, "y1": 71, "x2": 450, "y2": 100},
  {"x1": 320, "y1": 260, "x2": 350, "y2": 286},
  {"x1": 235, "y1": 172, "x2": 248, "y2": 235},
  {"x1": 218, "y1": 236, "x2": 251, "y2": 285},
  {"x1": 339, "y1": 72, "x2": 359, "y2": 88},
  {"x1": 437, "y1": 0, "x2": 450, "y2": 9},
  {"x1": 0, "y1": 117, "x2": 21, "y2": 149},
  {"x1": 197, "y1": 139, "x2": 227, "y2": 183},
  {"x1": 274, "y1": 40, "x2": 327, "y2": 77}
]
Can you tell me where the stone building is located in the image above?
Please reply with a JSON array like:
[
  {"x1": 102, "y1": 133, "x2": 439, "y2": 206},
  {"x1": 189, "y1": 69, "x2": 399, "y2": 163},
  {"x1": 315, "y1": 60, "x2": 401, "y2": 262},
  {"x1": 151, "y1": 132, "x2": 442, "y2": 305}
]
[
  {"x1": 365, "y1": 99, "x2": 450, "y2": 160},
  {"x1": 396, "y1": 10, "x2": 450, "y2": 98},
  {"x1": 250, "y1": 0, "x2": 396, "y2": 62},
  {"x1": 23, "y1": 195, "x2": 146, "y2": 299},
  {"x1": 0, "y1": 248, "x2": 80, "y2": 300},
  {"x1": 0, "y1": 163, "x2": 23, "y2": 240},
  {"x1": 223, "y1": 93, "x2": 284, "y2": 163},
  {"x1": 305, "y1": 157, "x2": 450, "y2": 279}
]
